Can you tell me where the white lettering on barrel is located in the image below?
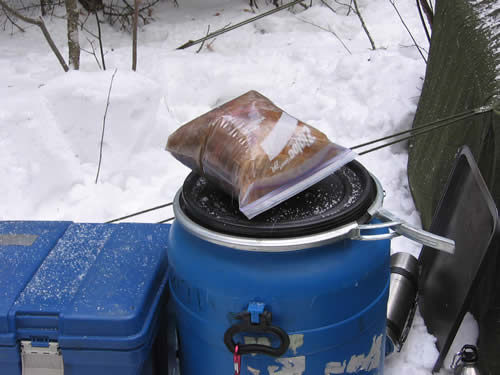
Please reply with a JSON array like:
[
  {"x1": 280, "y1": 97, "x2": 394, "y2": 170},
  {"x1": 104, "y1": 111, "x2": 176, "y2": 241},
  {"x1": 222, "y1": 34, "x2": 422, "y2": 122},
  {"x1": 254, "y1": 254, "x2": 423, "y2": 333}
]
[
  {"x1": 244, "y1": 337, "x2": 272, "y2": 357},
  {"x1": 346, "y1": 334, "x2": 383, "y2": 373},
  {"x1": 324, "y1": 361, "x2": 346, "y2": 374},
  {"x1": 288, "y1": 334, "x2": 304, "y2": 355},
  {"x1": 268, "y1": 356, "x2": 306, "y2": 375},
  {"x1": 244, "y1": 336, "x2": 272, "y2": 346},
  {"x1": 248, "y1": 366, "x2": 261, "y2": 375},
  {"x1": 324, "y1": 334, "x2": 383, "y2": 374}
]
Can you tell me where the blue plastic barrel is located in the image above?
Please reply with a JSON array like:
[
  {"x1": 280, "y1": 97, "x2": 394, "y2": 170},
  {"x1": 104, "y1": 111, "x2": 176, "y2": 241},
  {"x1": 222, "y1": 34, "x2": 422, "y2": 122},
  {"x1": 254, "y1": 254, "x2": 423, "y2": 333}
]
[
  {"x1": 168, "y1": 216, "x2": 390, "y2": 375},
  {"x1": 168, "y1": 163, "x2": 390, "y2": 374}
]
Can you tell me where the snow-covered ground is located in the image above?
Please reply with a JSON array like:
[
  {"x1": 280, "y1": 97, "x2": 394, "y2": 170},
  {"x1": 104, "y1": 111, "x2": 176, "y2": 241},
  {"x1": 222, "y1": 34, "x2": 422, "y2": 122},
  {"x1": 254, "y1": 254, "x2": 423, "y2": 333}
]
[{"x1": 0, "y1": 0, "x2": 475, "y2": 373}]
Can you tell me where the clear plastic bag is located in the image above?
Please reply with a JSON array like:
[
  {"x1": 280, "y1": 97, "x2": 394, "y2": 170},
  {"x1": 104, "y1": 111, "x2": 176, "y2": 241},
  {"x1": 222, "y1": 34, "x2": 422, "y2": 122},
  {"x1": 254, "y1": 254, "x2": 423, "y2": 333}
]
[{"x1": 166, "y1": 91, "x2": 356, "y2": 219}]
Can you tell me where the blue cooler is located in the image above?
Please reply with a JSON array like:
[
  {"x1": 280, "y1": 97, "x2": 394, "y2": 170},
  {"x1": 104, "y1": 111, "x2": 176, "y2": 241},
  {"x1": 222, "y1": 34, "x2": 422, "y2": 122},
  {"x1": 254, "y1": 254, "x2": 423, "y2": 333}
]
[
  {"x1": 168, "y1": 161, "x2": 391, "y2": 375},
  {"x1": 0, "y1": 221, "x2": 170, "y2": 375}
]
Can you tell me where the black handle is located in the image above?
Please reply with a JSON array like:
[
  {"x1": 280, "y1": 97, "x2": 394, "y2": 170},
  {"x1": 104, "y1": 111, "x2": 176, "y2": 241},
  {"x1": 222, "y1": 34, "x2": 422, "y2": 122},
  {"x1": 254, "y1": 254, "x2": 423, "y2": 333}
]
[
  {"x1": 460, "y1": 345, "x2": 478, "y2": 363},
  {"x1": 224, "y1": 310, "x2": 290, "y2": 357}
]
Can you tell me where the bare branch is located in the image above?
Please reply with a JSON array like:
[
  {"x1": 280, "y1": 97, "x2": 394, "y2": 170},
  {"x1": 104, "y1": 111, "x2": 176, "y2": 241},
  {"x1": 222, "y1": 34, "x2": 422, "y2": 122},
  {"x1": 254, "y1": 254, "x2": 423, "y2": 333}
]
[
  {"x1": 96, "y1": 68, "x2": 118, "y2": 184},
  {"x1": 102, "y1": 0, "x2": 159, "y2": 31},
  {"x1": 177, "y1": 0, "x2": 305, "y2": 50},
  {"x1": 95, "y1": 10, "x2": 106, "y2": 70},
  {"x1": 80, "y1": 22, "x2": 99, "y2": 38},
  {"x1": 333, "y1": 0, "x2": 354, "y2": 15},
  {"x1": 196, "y1": 24, "x2": 210, "y2": 53},
  {"x1": 3, "y1": 9, "x2": 25, "y2": 32},
  {"x1": 1, "y1": 1, "x2": 64, "y2": 14},
  {"x1": 0, "y1": 0, "x2": 69, "y2": 71},
  {"x1": 352, "y1": 0, "x2": 375, "y2": 50},
  {"x1": 82, "y1": 36, "x2": 102, "y2": 69},
  {"x1": 320, "y1": 0, "x2": 337, "y2": 14},
  {"x1": 389, "y1": 0, "x2": 427, "y2": 63},
  {"x1": 295, "y1": 16, "x2": 351, "y2": 55}
]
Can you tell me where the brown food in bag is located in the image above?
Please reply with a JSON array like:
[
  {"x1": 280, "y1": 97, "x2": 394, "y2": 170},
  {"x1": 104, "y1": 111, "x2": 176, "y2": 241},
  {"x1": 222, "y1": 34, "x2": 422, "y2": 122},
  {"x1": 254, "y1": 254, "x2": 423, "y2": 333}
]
[{"x1": 167, "y1": 90, "x2": 354, "y2": 218}]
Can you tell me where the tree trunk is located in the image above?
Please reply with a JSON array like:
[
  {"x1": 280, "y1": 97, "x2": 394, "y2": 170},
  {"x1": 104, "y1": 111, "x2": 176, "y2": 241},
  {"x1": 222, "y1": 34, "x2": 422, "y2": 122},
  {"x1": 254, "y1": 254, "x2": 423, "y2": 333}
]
[
  {"x1": 132, "y1": 0, "x2": 139, "y2": 71},
  {"x1": 40, "y1": 0, "x2": 46, "y2": 16},
  {"x1": 65, "y1": 0, "x2": 80, "y2": 69}
]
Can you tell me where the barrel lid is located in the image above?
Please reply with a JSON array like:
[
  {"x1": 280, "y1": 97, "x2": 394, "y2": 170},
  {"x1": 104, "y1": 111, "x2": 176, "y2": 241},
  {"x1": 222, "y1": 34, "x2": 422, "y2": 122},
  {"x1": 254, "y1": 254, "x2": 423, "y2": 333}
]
[{"x1": 180, "y1": 160, "x2": 376, "y2": 238}]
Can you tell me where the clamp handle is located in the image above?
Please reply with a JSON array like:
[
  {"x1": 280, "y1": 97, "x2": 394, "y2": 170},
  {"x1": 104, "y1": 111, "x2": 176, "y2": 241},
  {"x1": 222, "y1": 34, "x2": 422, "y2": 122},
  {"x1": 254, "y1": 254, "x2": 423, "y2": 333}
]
[
  {"x1": 351, "y1": 208, "x2": 455, "y2": 254},
  {"x1": 224, "y1": 310, "x2": 290, "y2": 357}
]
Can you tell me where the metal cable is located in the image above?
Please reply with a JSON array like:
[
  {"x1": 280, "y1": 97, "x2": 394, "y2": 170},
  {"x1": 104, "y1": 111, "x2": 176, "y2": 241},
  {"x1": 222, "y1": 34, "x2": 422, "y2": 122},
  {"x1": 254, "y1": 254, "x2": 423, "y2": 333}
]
[
  {"x1": 106, "y1": 202, "x2": 173, "y2": 223},
  {"x1": 105, "y1": 106, "x2": 493, "y2": 222},
  {"x1": 352, "y1": 106, "x2": 491, "y2": 154},
  {"x1": 157, "y1": 217, "x2": 176, "y2": 224},
  {"x1": 177, "y1": 0, "x2": 306, "y2": 50}
]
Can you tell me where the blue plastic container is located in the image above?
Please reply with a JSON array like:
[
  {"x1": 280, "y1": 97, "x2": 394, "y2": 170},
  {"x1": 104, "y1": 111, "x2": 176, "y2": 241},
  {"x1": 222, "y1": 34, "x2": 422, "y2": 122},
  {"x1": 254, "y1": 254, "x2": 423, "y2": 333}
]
[
  {"x1": 168, "y1": 215, "x2": 390, "y2": 375},
  {"x1": 0, "y1": 221, "x2": 170, "y2": 375}
]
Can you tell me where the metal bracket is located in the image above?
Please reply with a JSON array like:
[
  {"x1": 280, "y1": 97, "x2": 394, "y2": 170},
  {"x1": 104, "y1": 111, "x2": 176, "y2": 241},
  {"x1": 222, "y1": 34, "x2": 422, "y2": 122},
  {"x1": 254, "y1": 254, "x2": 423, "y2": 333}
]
[
  {"x1": 376, "y1": 209, "x2": 455, "y2": 254},
  {"x1": 352, "y1": 209, "x2": 455, "y2": 254},
  {"x1": 21, "y1": 341, "x2": 64, "y2": 375},
  {"x1": 352, "y1": 221, "x2": 402, "y2": 241}
]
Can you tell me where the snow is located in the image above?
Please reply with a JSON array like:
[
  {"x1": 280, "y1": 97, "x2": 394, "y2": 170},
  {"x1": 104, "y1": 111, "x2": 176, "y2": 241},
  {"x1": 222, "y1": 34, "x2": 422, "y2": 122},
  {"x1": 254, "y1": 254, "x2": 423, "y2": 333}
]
[{"x1": 0, "y1": 0, "x2": 478, "y2": 373}]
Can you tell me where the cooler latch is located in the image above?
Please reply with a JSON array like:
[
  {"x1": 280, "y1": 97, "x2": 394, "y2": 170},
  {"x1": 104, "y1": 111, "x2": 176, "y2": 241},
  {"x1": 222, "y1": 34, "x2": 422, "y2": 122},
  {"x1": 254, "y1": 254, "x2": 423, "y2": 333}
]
[{"x1": 21, "y1": 340, "x2": 64, "y2": 375}]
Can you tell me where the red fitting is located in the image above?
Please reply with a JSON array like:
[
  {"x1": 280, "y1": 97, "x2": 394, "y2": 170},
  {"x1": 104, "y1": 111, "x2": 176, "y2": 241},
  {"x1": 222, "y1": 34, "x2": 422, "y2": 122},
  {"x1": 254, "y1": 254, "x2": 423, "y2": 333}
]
[{"x1": 234, "y1": 344, "x2": 241, "y2": 375}]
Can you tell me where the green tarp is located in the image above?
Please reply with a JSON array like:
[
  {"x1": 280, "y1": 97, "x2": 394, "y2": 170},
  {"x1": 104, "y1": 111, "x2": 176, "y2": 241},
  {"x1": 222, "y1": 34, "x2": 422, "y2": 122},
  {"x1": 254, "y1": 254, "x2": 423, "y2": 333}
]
[
  {"x1": 408, "y1": 0, "x2": 500, "y2": 230},
  {"x1": 408, "y1": 0, "x2": 500, "y2": 371}
]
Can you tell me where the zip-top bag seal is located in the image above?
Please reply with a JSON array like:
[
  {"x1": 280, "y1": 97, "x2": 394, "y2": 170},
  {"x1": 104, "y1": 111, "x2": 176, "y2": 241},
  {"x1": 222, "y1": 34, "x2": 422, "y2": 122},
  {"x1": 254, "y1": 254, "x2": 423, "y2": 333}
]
[{"x1": 166, "y1": 90, "x2": 356, "y2": 219}]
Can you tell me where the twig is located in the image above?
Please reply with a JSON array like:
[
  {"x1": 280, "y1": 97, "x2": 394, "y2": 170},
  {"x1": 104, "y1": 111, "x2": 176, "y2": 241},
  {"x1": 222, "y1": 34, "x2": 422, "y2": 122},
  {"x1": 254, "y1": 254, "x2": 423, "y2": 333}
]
[
  {"x1": 80, "y1": 10, "x2": 91, "y2": 30},
  {"x1": 297, "y1": 1, "x2": 309, "y2": 9},
  {"x1": 321, "y1": 0, "x2": 336, "y2": 14},
  {"x1": 388, "y1": 0, "x2": 427, "y2": 63},
  {"x1": 80, "y1": 22, "x2": 99, "y2": 38},
  {"x1": 295, "y1": 16, "x2": 352, "y2": 55},
  {"x1": 1, "y1": 1, "x2": 64, "y2": 13},
  {"x1": 3, "y1": 9, "x2": 25, "y2": 32},
  {"x1": 352, "y1": 0, "x2": 375, "y2": 50},
  {"x1": 102, "y1": 0, "x2": 159, "y2": 30},
  {"x1": 322, "y1": 0, "x2": 355, "y2": 19},
  {"x1": 206, "y1": 37, "x2": 217, "y2": 51},
  {"x1": 196, "y1": 24, "x2": 210, "y2": 53},
  {"x1": 0, "y1": 0, "x2": 69, "y2": 71},
  {"x1": 204, "y1": 23, "x2": 230, "y2": 52},
  {"x1": 95, "y1": 10, "x2": 106, "y2": 70},
  {"x1": 333, "y1": 0, "x2": 354, "y2": 15},
  {"x1": 95, "y1": 68, "x2": 118, "y2": 184},
  {"x1": 416, "y1": 0, "x2": 431, "y2": 43},
  {"x1": 177, "y1": 0, "x2": 305, "y2": 50},
  {"x1": 82, "y1": 36, "x2": 102, "y2": 69}
]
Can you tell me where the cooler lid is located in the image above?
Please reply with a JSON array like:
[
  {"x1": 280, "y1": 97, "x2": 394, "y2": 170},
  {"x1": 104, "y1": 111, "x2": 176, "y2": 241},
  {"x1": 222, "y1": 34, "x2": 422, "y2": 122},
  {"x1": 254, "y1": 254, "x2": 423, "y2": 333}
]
[
  {"x1": 180, "y1": 160, "x2": 376, "y2": 238},
  {"x1": 0, "y1": 221, "x2": 71, "y2": 346},
  {"x1": 0, "y1": 222, "x2": 169, "y2": 351}
]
